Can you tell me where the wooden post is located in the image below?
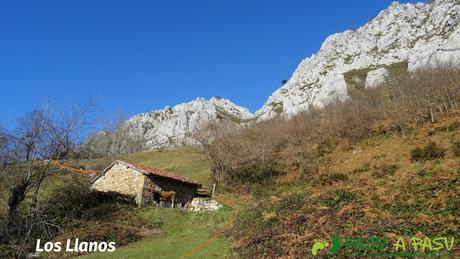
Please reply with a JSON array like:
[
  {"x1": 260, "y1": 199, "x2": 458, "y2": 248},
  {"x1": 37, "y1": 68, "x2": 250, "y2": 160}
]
[
  {"x1": 429, "y1": 104, "x2": 435, "y2": 123},
  {"x1": 211, "y1": 183, "x2": 216, "y2": 197}
]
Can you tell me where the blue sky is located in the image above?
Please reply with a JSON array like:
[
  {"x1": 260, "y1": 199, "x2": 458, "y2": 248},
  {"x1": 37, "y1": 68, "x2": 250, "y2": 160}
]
[{"x1": 0, "y1": 0, "x2": 421, "y2": 126}]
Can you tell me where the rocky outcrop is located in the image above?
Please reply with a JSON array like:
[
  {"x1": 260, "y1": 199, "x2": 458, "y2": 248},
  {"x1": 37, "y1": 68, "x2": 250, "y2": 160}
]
[
  {"x1": 256, "y1": 0, "x2": 460, "y2": 119},
  {"x1": 124, "y1": 97, "x2": 254, "y2": 149}
]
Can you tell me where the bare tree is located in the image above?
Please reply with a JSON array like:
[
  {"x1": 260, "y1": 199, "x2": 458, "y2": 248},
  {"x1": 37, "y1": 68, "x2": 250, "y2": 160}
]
[
  {"x1": 1, "y1": 100, "x2": 94, "y2": 256},
  {"x1": 193, "y1": 120, "x2": 236, "y2": 184},
  {"x1": 80, "y1": 111, "x2": 147, "y2": 158},
  {"x1": 0, "y1": 124, "x2": 8, "y2": 168}
]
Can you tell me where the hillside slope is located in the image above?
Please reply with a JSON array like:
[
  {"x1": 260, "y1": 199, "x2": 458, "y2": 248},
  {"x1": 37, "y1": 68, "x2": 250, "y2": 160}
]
[
  {"x1": 75, "y1": 146, "x2": 212, "y2": 185},
  {"x1": 77, "y1": 147, "x2": 232, "y2": 259},
  {"x1": 229, "y1": 113, "x2": 460, "y2": 257},
  {"x1": 81, "y1": 206, "x2": 232, "y2": 259},
  {"x1": 10, "y1": 147, "x2": 231, "y2": 258}
]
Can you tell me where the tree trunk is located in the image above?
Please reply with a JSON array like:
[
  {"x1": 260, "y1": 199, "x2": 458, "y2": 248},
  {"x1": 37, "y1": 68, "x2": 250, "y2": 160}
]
[{"x1": 7, "y1": 179, "x2": 30, "y2": 222}]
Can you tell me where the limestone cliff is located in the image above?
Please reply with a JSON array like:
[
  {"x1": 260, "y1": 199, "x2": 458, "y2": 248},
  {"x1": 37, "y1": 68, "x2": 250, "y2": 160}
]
[
  {"x1": 256, "y1": 0, "x2": 460, "y2": 119},
  {"x1": 124, "y1": 97, "x2": 254, "y2": 149}
]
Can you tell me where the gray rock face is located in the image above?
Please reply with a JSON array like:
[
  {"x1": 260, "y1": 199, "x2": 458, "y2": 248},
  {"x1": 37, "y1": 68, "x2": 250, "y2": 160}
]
[
  {"x1": 121, "y1": 0, "x2": 460, "y2": 149},
  {"x1": 124, "y1": 97, "x2": 254, "y2": 149},
  {"x1": 256, "y1": 0, "x2": 460, "y2": 119}
]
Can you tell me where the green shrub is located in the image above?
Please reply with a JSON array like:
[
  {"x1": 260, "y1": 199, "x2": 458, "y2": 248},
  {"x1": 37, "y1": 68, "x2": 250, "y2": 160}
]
[
  {"x1": 229, "y1": 163, "x2": 278, "y2": 184},
  {"x1": 435, "y1": 121, "x2": 460, "y2": 132},
  {"x1": 252, "y1": 183, "x2": 276, "y2": 200},
  {"x1": 316, "y1": 140, "x2": 336, "y2": 156},
  {"x1": 319, "y1": 189, "x2": 357, "y2": 209},
  {"x1": 383, "y1": 202, "x2": 420, "y2": 217},
  {"x1": 0, "y1": 177, "x2": 139, "y2": 258},
  {"x1": 416, "y1": 167, "x2": 436, "y2": 177},
  {"x1": 451, "y1": 141, "x2": 460, "y2": 157},
  {"x1": 410, "y1": 142, "x2": 446, "y2": 162},
  {"x1": 319, "y1": 172, "x2": 349, "y2": 185},
  {"x1": 0, "y1": 244, "x2": 14, "y2": 259},
  {"x1": 46, "y1": 179, "x2": 135, "y2": 223},
  {"x1": 448, "y1": 121, "x2": 460, "y2": 131},
  {"x1": 351, "y1": 163, "x2": 370, "y2": 174},
  {"x1": 275, "y1": 194, "x2": 305, "y2": 212},
  {"x1": 55, "y1": 220, "x2": 140, "y2": 247}
]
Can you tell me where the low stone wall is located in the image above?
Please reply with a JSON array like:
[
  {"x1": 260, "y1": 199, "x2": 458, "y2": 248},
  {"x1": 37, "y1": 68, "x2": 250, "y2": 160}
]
[{"x1": 188, "y1": 197, "x2": 222, "y2": 211}]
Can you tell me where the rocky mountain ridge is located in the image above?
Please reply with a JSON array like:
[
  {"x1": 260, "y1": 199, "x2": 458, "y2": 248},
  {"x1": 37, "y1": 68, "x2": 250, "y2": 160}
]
[
  {"x1": 122, "y1": 0, "x2": 460, "y2": 149},
  {"x1": 124, "y1": 97, "x2": 254, "y2": 149}
]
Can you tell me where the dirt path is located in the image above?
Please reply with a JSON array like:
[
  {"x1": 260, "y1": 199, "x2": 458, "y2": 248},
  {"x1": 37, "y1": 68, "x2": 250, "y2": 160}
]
[
  {"x1": 51, "y1": 160, "x2": 98, "y2": 173},
  {"x1": 181, "y1": 196, "x2": 239, "y2": 258}
]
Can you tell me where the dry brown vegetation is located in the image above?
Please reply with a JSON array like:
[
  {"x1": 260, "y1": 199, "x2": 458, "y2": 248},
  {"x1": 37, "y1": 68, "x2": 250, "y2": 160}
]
[
  {"x1": 196, "y1": 67, "x2": 460, "y2": 187},
  {"x1": 195, "y1": 67, "x2": 460, "y2": 258}
]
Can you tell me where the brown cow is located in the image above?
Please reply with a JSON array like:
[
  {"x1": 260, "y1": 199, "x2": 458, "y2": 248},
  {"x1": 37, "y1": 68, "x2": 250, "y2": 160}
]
[
  {"x1": 147, "y1": 188, "x2": 176, "y2": 208},
  {"x1": 158, "y1": 191, "x2": 176, "y2": 208}
]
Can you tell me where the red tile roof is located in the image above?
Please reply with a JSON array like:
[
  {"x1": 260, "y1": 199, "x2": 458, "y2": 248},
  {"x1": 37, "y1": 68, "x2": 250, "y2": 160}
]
[{"x1": 120, "y1": 160, "x2": 201, "y2": 186}]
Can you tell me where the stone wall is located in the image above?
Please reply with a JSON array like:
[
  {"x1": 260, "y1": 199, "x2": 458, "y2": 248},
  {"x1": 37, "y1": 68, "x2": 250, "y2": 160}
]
[{"x1": 91, "y1": 162, "x2": 146, "y2": 205}]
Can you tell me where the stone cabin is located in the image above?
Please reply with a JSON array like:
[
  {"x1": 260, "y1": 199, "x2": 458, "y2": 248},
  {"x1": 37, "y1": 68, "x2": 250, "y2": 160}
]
[{"x1": 91, "y1": 160, "x2": 202, "y2": 208}]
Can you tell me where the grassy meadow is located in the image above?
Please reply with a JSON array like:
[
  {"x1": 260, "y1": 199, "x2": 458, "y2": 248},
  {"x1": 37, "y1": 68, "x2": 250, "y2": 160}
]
[
  {"x1": 72, "y1": 146, "x2": 212, "y2": 185},
  {"x1": 0, "y1": 145, "x2": 233, "y2": 258},
  {"x1": 81, "y1": 206, "x2": 232, "y2": 259}
]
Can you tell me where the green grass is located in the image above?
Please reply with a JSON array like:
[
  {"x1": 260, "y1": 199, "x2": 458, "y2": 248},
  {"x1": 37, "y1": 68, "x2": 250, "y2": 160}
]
[
  {"x1": 0, "y1": 168, "x2": 85, "y2": 215},
  {"x1": 1, "y1": 146, "x2": 228, "y2": 258},
  {"x1": 75, "y1": 147, "x2": 230, "y2": 258},
  {"x1": 82, "y1": 206, "x2": 232, "y2": 259},
  {"x1": 37, "y1": 171, "x2": 85, "y2": 198},
  {"x1": 74, "y1": 146, "x2": 212, "y2": 185},
  {"x1": 122, "y1": 146, "x2": 212, "y2": 185}
]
